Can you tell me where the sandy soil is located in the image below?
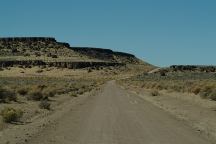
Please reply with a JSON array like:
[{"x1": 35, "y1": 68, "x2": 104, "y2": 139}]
[
  {"x1": 122, "y1": 84, "x2": 216, "y2": 143},
  {"x1": 1, "y1": 81, "x2": 213, "y2": 144}
]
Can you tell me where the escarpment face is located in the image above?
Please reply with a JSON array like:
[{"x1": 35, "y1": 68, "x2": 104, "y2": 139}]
[
  {"x1": 0, "y1": 37, "x2": 56, "y2": 42},
  {"x1": 170, "y1": 65, "x2": 216, "y2": 72},
  {"x1": 0, "y1": 60, "x2": 125, "y2": 69}
]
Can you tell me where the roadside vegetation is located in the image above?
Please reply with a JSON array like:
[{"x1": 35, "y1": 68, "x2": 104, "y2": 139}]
[
  {"x1": 1, "y1": 107, "x2": 23, "y2": 123},
  {"x1": 0, "y1": 77, "x2": 101, "y2": 125},
  {"x1": 120, "y1": 72, "x2": 216, "y2": 101}
]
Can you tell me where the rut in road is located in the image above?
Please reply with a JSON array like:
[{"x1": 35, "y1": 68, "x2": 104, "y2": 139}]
[{"x1": 26, "y1": 81, "x2": 212, "y2": 144}]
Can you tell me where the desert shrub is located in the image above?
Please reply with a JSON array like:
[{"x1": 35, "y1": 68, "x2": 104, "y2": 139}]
[
  {"x1": 141, "y1": 83, "x2": 146, "y2": 88},
  {"x1": 27, "y1": 88, "x2": 44, "y2": 101},
  {"x1": 88, "y1": 68, "x2": 92, "y2": 73},
  {"x1": 150, "y1": 82, "x2": 157, "y2": 89},
  {"x1": 0, "y1": 87, "x2": 17, "y2": 102},
  {"x1": 199, "y1": 85, "x2": 213, "y2": 99},
  {"x1": 26, "y1": 65, "x2": 32, "y2": 68},
  {"x1": 39, "y1": 100, "x2": 51, "y2": 110},
  {"x1": 191, "y1": 86, "x2": 201, "y2": 95},
  {"x1": 11, "y1": 48, "x2": 18, "y2": 53},
  {"x1": 27, "y1": 85, "x2": 56, "y2": 101},
  {"x1": 200, "y1": 91, "x2": 210, "y2": 99},
  {"x1": 46, "y1": 68, "x2": 52, "y2": 71},
  {"x1": 36, "y1": 69, "x2": 43, "y2": 73},
  {"x1": 37, "y1": 85, "x2": 47, "y2": 90},
  {"x1": 51, "y1": 54, "x2": 58, "y2": 58},
  {"x1": 44, "y1": 90, "x2": 56, "y2": 97},
  {"x1": 51, "y1": 55, "x2": 58, "y2": 58},
  {"x1": 17, "y1": 87, "x2": 29, "y2": 96},
  {"x1": 1, "y1": 107, "x2": 23, "y2": 123},
  {"x1": 209, "y1": 90, "x2": 216, "y2": 101},
  {"x1": 160, "y1": 71, "x2": 166, "y2": 76},
  {"x1": 150, "y1": 90, "x2": 160, "y2": 96},
  {"x1": 77, "y1": 89, "x2": 84, "y2": 95},
  {"x1": 24, "y1": 53, "x2": 30, "y2": 57},
  {"x1": 43, "y1": 88, "x2": 56, "y2": 97},
  {"x1": 40, "y1": 65, "x2": 47, "y2": 69},
  {"x1": 47, "y1": 53, "x2": 52, "y2": 57},
  {"x1": 18, "y1": 65, "x2": 24, "y2": 68},
  {"x1": 34, "y1": 52, "x2": 41, "y2": 57},
  {"x1": 155, "y1": 84, "x2": 163, "y2": 90},
  {"x1": 70, "y1": 93, "x2": 78, "y2": 97}
]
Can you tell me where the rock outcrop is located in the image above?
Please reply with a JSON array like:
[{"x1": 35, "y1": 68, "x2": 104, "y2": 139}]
[
  {"x1": 170, "y1": 65, "x2": 216, "y2": 72},
  {"x1": 0, "y1": 60, "x2": 125, "y2": 69},
  {"x1": 0, "y1": 37, "x2": 56, "y2": 42}
]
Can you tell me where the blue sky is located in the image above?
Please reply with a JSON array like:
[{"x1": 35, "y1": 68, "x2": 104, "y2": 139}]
[{"x1": 0, "y1": 0, "x2": 215, "y2": 66}]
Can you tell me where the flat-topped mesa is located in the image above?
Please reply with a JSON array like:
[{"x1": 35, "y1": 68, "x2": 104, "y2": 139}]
[
  {"x1": 0, "y1": 37, "x2": 144, "y2": 64},
  {"x1": 114, "y1": 51, "x2": 135, "y2": 58},
  {"x1": 71, "y1": 47, "x2": 139, "y2": 64},
  {"x1": 71, "y1": 47, "x2": 135, "y2": 57},
  {"x1": 0, "y1": 37, "x2": 57, "y2": 42}
]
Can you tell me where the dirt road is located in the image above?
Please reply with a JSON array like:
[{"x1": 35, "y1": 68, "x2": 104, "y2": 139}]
[{"x1": 25, "y1": 81, "x2": 212, "y2": 144}]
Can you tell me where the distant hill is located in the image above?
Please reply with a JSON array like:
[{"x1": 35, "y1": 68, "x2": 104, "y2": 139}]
[
  {"x1": 0, "y1": 37, "x2": 152, "y2": 69},
  {"x1": 149, "y1": 65, "x2": 216, "y2": 75},
  {"x1": 71, "y1": 47, "x2": 142, "y2": 64}
]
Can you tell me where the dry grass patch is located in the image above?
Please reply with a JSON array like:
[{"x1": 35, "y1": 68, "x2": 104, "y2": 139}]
[
  {"x1": 39, "y1": 100, "x2": 51, "y2": 110},
  {"x1": 27, "y1": 88, "x2": 45, "y2": 101},
  {"x1": 1, "y1": 107, "x2": 23, "y2": 123},
  {"x1": 27, "y1": 85, "x2": 57, "y2": 101},
  {"x1": 0, "y1": 87, "x2": 17, "y2": 103},
  {"x1": 121, "y1": 72, "x2": 216, "y2": 101}
]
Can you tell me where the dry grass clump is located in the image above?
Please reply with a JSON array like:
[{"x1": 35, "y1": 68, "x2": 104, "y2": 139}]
[
  {"x1": 151, "y1": 90, "x2": 160, "y2": 96},
  {"x1": 1, "y1": 107, "x2": 23, "y2": 123},
  {"x1": 28, "y1": 91, "x2": 44, "y2": 101},
  {"x1": 16, "y1": 85, "x2": 56, "y2": 100},
  {"x1": 17, "y1": 87, "x2": 29, "y2": 96},
  {"x1": 209, "y1": 91, "x2": 216, "y2": 101},
  {"x1": 27, "y1": 86, "x2": 45, "y2": 101},
  {"x1": 0, "y1": 87, "x2": 17, "y2": 102},
  {"x1": 39, "y1": 100, "x2": 51, "y2": 110},
  {"x1": 70, "y1": 93, "x2": 78, "y2": 97},
  {"x1": 36, "y1": 69, "x2": 43, "y2": 73},
  {"x1": 27, "y1": 85, "x2": 56, "y2": 101},
  {"x1": 68, "y1": 82, "x2": 97, "y2": 97}
]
